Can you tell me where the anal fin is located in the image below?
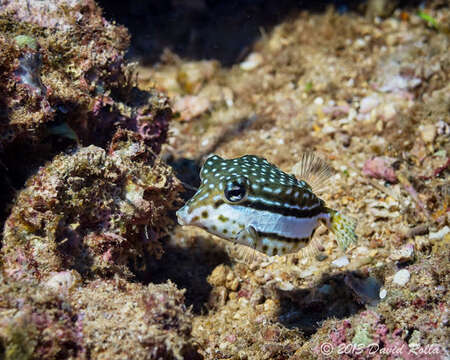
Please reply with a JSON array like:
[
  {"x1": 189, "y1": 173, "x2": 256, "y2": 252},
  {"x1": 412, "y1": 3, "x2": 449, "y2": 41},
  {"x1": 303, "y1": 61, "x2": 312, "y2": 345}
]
[{"x1": 297, "y1": 236, "x2": 322, "y2": 259}]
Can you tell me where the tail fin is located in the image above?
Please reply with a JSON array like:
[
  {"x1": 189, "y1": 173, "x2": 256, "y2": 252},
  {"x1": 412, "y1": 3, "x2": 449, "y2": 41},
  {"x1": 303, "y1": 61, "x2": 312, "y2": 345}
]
[{"x1": 326, "y1": 208, "x2": 357, "y2": 251}]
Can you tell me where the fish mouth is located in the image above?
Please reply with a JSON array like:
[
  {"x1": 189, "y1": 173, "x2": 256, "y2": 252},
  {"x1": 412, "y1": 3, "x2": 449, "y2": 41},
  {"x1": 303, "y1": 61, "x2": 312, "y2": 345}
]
[{"x1": 176, "y1": 206, "x2": 188, "y2": 226}]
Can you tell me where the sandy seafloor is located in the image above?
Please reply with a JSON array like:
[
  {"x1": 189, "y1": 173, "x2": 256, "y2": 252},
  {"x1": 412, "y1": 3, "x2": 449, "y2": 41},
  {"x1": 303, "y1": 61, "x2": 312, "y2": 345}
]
[{"x1": 0, "y1": 0, "x2": 448, "y2": 359}]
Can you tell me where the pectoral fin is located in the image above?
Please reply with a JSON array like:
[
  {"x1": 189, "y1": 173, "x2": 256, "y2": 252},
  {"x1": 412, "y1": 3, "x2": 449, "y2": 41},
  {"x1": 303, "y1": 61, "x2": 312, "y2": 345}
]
[{"x1": 236, "y1": 225, "x2": 259, "y2": 248}]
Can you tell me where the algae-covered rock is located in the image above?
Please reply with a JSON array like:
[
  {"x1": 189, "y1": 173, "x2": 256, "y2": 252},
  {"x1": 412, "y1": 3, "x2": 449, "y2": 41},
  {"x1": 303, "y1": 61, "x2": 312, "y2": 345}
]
[
  {"x1": 0, "y1": 274, "x2": 84, "y2": 360},
  {"x1": 2, "y1": 130, "x2": 182, "y2": 280},
  {"x1": 70, "y1": 279, "x2": 200, "y2": 360},
  {"x1": 0, "y1": 0, "x2": 173, "y2": 229},
  {"x1": 0, "y1": 13, "x2": 172, "y2": 151},
  {"x1": 0, "y1": 270, "x2": 200, "y2": 360}
]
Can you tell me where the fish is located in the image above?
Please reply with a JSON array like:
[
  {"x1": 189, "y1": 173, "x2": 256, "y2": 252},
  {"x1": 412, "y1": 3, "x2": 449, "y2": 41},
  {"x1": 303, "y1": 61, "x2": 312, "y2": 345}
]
[{"x1": 176, "y1": 153, "x2": 357, "y2": 258}]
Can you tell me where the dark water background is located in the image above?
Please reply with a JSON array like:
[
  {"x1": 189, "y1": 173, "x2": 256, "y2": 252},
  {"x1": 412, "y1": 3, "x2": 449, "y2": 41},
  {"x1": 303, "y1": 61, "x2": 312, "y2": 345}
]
[{"x1": 98, "y1": 0, "x2": 421, "y2": 65}]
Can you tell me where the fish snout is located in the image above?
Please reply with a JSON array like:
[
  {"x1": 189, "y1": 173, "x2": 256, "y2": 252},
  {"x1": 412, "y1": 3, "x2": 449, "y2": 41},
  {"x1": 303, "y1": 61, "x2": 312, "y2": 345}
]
[{"x1": 176, "y1": 205, "x2": 189, "y2": 226}]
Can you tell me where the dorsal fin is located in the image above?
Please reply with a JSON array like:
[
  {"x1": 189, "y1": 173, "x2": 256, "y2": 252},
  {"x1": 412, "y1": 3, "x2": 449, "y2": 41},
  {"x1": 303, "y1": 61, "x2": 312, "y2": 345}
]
[{"x1": 291, "y1": 152, "x2": 334, "y2": 194}]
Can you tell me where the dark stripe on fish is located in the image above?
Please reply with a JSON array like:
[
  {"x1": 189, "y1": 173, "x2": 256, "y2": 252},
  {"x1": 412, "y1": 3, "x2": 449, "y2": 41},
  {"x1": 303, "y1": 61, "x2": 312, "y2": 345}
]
[
  {"x1": 256, "y1": 231, "x2": 311, "y2": 244},
  {"x1": 241, "y1": 198, "x2": 324, "y2": 218}
]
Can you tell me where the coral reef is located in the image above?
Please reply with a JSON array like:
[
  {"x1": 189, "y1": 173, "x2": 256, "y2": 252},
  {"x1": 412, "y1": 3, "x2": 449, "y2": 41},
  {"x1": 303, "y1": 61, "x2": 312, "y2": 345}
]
[
  {"x1": 2, "y1": 130, "x2": 182, "y2": 281},
  {"x1": 0, "y1": 1, "x2": 202, "y2": 358},
  {"x1": 0, "y1": 0, "x2": 172, "y2": 228},
  {"x1": 0, "y1": 5, "x2": 130, "y2": 148}
]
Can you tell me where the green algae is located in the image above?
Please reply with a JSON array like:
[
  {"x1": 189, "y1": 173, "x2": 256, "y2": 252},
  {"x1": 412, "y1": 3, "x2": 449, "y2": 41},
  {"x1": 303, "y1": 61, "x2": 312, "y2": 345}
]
[
  {"x1": 3, "y1": 321, "x2": 37, "y2": 360},
  {"x1": 13, "y1": 34, "x2": 38, "y2": 50},
  {"x1": 351, "y1": 323, "x2": 373, "y2": 347}
]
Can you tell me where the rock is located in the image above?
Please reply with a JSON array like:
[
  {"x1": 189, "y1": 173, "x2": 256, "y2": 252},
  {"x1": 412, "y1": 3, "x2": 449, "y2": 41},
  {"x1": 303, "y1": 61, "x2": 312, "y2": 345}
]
[
  {"x1": 393, "y1": 269, "x2": 410, "y2": 286},
  {"x1": 390, "y1": 244, "x2": 414, "y2": 263},
  {"x1": 436, "y1": 120, "x2": 449, "y2": 136},
  {"x1": 228, "y1": 278, "x2": 240, "y2": 291},
  {"x1": 298, "y1": 268, "x2": 314, "y2": 278},
  {"x1": 374, "y1": 46, "x2": 423, "y2": 93},
  {"x1": 173, "y1": 95, "x2": 210, "y2": 121},
  {"x1": 45, "y1": 270, "x2": 81, "y2": 294},
  {"x1": 363, "y1": 156, "x2": 398, "y2": 183},
  {"x1": 429, "y1": 226, "x2": 449, "y2": 240},
  {"x1": 278, "y1": 281, "x2": 294, "y2": 291},
  {"x1": 353, "y1": 38, "x2": 367, "y2": 50},
  {"x1": 240, "y1": 52, "x2": 263, "y2": 71},
  {"x1": 177, "y1": 60, "x2": 218, "y2": 94},
  {"x1": 314, "y1": 97, "x2": 324, "y2": 105},
  {"x1": 349, "y1": 256, "x2": 374, "y2": 270},
  {"x1": 420, "y1": 124, "x2": 436, "y2": 143},
  {"x1": 322, "y1": 124, "x2": 337, "y2": 135},
  {"x1": 208, "y1": 264, "x2": 229, "y2": 287},
  {"x1": 360, "y1": 95, "x2": 379, "y2": 114},
  {"x1": 379, "y1": 288, "x2": 387, "y2": 299},
  {"x1": 380, "y1": 103, "x2": 397, "y2": 120},
  {"x1": 332, "y1": 256, "x2": 349, "y2": 268}
]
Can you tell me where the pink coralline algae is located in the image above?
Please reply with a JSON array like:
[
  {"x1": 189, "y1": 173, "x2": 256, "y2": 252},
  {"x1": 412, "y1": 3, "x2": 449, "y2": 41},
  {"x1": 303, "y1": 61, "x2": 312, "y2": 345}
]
[
  {"x1": 329, "y1": 320, "x2": 351, "y2": 346},
  {"x1": 0, "y1": 0, "x2": 109, "y2": 32},
  {"x1": 363, "y1": 156, "x2": 398, "y2": 183}
]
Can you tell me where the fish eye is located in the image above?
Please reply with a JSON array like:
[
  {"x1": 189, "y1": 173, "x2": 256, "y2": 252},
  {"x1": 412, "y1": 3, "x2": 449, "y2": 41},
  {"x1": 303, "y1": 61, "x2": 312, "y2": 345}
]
[{"x1": 224, "y1": 180, "x2": 247, "y2": 203}]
